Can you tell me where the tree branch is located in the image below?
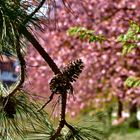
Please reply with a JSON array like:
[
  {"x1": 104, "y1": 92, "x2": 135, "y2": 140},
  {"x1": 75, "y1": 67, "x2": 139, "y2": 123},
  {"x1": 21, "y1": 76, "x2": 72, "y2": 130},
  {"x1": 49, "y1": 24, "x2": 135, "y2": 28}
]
[
  {"x1": 37, "y1": 92, "x2": 55, "y2": 111},
  {"x1": 23, "y1": 0, "x2": 46, "y2": 25},
  {"x1": 20, "y1": 26, "x2": 61, "y2": 75},
  {"x1": 50, "y1": 93, "x2": 67, "y2": 140},
  {"x1": 9, "y1": 36, "x2": 25, "y2": 96},
  {"x1": 19, "y1": 23, "x2": 77, "y2": 140}
]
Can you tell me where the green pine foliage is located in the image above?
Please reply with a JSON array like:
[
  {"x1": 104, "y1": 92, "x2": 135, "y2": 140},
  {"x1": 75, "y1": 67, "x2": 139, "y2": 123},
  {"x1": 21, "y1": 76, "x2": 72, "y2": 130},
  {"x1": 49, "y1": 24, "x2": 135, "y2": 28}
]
[
  {"x1": 64, "y1": 125, "x2": 104, "y2": 140},
  {"x1": 0, "y1": 85, "x2": 54, "y2": 139},
  {"x1": 0, "y1": 0, "x2": 40, "y2": 56},
  {"x1": 0, "y1": 0, "x2": 26, "y2": 55},
  {"x1": 67, "y1": 27, "x2": 106, "y2": 43},
  {"x1": 63, "y1": 115, "x2": 108, "y2": 140},
  {"x1": 117, "y1": 21, "x2": 140, "y2": 55}
]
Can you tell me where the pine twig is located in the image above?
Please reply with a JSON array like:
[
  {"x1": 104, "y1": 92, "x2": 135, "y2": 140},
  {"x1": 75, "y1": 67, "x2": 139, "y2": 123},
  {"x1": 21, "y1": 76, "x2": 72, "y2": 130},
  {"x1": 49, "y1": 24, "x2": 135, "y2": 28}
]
[
  {"x1": 50, "y1": 93, "x2": 67, "y2": 140},
  {"x1": 20, "y1": 26, "x2": 61, "y2": 75},
  {"x1": 23, "y1": 0, "x2": 46, "y2": 25},
  {"x1": 37, "y1": 92, "x2": 55, "y2": 111},
  {"x1": 9, "y1": 36, "x2": 25, "y2": 96},
  {"x1": 50, "y1": 93, "x2": 77, "y2": 140}
]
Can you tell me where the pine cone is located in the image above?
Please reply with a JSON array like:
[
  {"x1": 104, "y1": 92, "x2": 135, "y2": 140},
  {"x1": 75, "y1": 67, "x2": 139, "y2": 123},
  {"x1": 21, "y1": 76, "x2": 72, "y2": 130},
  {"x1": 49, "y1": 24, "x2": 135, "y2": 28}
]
[{"x1": 50, "y1": 59, "x2": 84, "y2": 94}]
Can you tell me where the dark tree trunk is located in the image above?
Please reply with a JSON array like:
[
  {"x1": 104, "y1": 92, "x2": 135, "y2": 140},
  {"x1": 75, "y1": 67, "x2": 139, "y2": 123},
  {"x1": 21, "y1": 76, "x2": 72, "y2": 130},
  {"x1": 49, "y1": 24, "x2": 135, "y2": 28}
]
[
  {"x1": 129, "y1": 102, "x2": 139, "y2": 128},
  {"x1": 117, "y1": 98, "x2": 123, "y2": 119}
]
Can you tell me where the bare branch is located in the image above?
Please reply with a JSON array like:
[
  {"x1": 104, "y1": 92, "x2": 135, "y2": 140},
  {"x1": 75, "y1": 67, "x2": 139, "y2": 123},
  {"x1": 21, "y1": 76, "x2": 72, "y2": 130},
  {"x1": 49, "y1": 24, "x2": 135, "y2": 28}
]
[
  {"x1": 50, "y1": 93, "x2": 67, "y2": 140},
  {"x1": 23, "y1": 0, "x2": 46, "y2": 25},
  {"x1": 10, "y1": 36, "x2": 25, "y2": 96},
  {"x1": 20, "y1": 26, "x2": 61, "y2": 75},
  {"x1": 37, "y1": 92, "x2": 55, "y2": 111}
]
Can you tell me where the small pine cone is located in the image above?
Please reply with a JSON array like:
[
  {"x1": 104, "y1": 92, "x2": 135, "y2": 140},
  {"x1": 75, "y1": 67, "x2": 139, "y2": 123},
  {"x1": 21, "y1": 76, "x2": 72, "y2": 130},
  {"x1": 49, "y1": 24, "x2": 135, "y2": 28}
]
[
  {"x1": 50, "y1": 59, "x2": 84, "y2": 94},
  {"x1": 62, "y1": 59, "x2": 84, "y2": 83}
]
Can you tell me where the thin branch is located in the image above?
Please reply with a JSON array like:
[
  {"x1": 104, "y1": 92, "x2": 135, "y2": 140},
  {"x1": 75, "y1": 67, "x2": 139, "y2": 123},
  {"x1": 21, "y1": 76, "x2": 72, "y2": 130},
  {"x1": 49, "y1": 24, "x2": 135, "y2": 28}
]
[
  {"x1": 65, "y1": 121, "x2": 76, "y2": 133},
  {"x1": 37, "y1": 92, "x2": 55, "y2": 111},
  {"x1": 23, "y1": 0, "x2": 46, "y2": 25},
  {"x1": 20, "y1": 26, "x2": 61, "y2": 75},
  {"x1": 9, "y1": 36, "x2": 25, "y2": 96},
  {"x1": 62, "y1": 0, "x2": 75, "y2": 15},
  {"x1": 50, "y1": 93, "x2": 67, "y2": 140},
  {"x1": 50, "y1": 93, "x2": 77, "y2": 140},
  {"x1": 49, "y1": 95, "x2": 60, "y2": 118}
]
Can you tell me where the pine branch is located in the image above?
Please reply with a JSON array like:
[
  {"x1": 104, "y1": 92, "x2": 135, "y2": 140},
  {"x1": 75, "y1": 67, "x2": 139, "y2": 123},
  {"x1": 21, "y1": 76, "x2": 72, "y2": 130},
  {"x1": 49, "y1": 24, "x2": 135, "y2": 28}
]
[
  {"x1": 1, "y1": 35, "x2": 25, "y2": 118},
  {"x1": 37, "y1": 92, "x2": 55, "y2": 111},
  {"x1": 9, "y1": 36, "x2": 25, "y2": 96},
  {"x1": 50, "y1": 93, "x2": 67, "y2": 140},
  {"x1": 49, "y1": 60, "x2": 84, "y2": 140},
  {"x1": 49, "y1": 94, "x2": 76, "y2": 140},
  {"x1": 20, "y1": 26, "x2": 61, "y2": 75},
  {"x1": 23, "y1": 0, "x2": 46, "y2": 25}
]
